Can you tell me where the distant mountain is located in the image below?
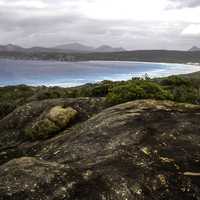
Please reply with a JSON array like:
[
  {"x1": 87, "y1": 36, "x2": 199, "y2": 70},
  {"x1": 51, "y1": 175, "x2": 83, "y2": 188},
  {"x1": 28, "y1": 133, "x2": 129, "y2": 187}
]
[
  {"x1": 27, "y1": 46, "x2": 61, "y2": 53},
  {"x1": 0, "y1": 44, "x2": 60, "y2": 53},
  {"x1": 53, "y1": 43, "x2": 126, "y2": 53},
  {"x1": 0, "y1": 44, "x2": 25, "y2": 52},
  {"x1": 94, "y1": 45, "x2": 125, "y2": 52},
  {"x1": 0, "y1": 43, "x2": 126, "y2": 53},
  {"x1": 188, "y1": 46, "x2": 200, "y2": 52},
  {"x1": 53, "y1": 43, "x2": 94, "y2": 52}
]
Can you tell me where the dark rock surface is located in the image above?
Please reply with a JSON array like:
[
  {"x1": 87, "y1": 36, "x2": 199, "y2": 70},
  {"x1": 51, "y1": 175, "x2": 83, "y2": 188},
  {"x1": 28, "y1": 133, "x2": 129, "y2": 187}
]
[
  {"x1": 0, "y1": 97, "x2": 105, "y2": 164},
  {"x1": 0, "y1": 99, "x2": 200, "y2": 199}
]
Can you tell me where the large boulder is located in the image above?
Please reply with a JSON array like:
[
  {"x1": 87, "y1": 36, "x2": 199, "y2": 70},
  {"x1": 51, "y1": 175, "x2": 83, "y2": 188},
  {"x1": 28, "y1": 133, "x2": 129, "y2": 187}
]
[
  {"x1": 0, "y1": 97, "x2": 105, "y2": 164},
  {"x1": 0, "y1": 100, "x2": 200, "y2": 199}
]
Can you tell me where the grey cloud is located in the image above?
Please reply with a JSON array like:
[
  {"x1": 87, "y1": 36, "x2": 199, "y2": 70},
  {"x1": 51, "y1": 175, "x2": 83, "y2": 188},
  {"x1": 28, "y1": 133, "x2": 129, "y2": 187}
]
[
  {"x1": 0, "y1": 0, "x2": 199, "y2": 50},
  {"x1": 169, "y1": 0, "x2": 200, "y2": 8}
]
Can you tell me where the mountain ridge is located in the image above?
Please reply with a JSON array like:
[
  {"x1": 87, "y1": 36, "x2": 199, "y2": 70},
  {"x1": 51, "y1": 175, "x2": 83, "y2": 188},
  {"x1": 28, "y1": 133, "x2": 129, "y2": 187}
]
[
  {"x1": 0, "y1": 43, "x2": 126, "y2": 53},
  {"x1": 53, "y1": 43, "x2": 126, "y2": 52},
  {"x1": 53, "y1": 42, "x2": 94, "y2": 52}
]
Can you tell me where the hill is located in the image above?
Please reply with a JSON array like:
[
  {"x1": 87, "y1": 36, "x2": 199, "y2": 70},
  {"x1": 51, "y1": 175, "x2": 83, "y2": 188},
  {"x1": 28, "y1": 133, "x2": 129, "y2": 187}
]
[
  {"x1": 0, "y1": 43, "x2": 126, "y2": 54},
  {"x1": 94, "y1": 45, "x2": 125, "y2": 52},
  {"x1": 1, "y1": 49, "x2": 200, "y2": 63},
  {"x1": 188, "y1": 46, "x2": 200, "y2": 52},
  {"x1": 0, "y1": 44, "x2": 25, "y2": 52},
  {"x1": 53, "y1": 42, "x2": 94, "y2": 52}
]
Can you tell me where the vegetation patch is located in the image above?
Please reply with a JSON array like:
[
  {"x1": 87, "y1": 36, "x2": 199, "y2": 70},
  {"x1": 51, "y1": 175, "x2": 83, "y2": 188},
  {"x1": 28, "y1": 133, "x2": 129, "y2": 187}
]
[
  {"x1": 106, "y1": 80, "x2": 173, "y2": 105},
  {"x1": 1, "y1": 74, "x2": 200, "y2": 112}
]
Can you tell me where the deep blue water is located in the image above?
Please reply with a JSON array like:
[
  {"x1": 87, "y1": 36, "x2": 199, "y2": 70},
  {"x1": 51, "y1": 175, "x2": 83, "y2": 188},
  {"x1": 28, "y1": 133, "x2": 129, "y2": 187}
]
[{"x1": 0, "y1": 59, "x2": 200, "y2": 87}]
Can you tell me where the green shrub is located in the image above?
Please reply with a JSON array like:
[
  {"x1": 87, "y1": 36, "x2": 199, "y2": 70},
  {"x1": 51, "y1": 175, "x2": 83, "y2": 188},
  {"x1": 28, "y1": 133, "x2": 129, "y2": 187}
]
[
  {"x1": 33, "y1": 87, "x2": 77, "y2": 100},
  {"x1": 106, "y1": 81, "x2": 173, "y2": 105},
  {"x1": 106, "y1": 84, "x2": 144, "y2": 105},
  {"x1": 159, "y1": 76, "x2": 200, "y2": 104},
  {"x1": 160, "y1": 76, "x2": 192, "y2": 87},
  {"x1": 88, "y1": 84, "x2": 111, "y2": 97},
  {"x1": 76, "y1": 83, "x2": 111, "y2": 97},
  {"x1": 171, "y1": 86, "x2": 200, "y2": 104},
  {"x1": 0, "y1": 85, "x2": 35, "y2": 102}
]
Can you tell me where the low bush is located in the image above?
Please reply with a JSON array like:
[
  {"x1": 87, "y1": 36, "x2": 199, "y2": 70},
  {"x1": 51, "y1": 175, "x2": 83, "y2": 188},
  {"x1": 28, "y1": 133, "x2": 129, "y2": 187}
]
[
  {"x1": 76, "y1": 83, "x2": 112, "y2": 97},
  {"x1": 0, "y1": 102, "x2": 17, "y2": 119},
  {"x1": 160, "y1": 75, "x2": 192, "y2": 87},
  {"x1": 106, "y1": 80, "x2": 173, "y2": 105}
]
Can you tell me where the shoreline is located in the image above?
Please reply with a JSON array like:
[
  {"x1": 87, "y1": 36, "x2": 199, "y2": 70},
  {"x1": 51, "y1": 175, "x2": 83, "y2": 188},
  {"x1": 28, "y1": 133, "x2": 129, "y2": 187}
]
[
  {"x1": 0, "y1": 59, "x2": 200, "y2": 88},
  {"x1": 1, "y1": 57, "x2": 200, "y2": 66},
  {"x1": 1, "y1": 69, "x2": 200, "y2": 88}
]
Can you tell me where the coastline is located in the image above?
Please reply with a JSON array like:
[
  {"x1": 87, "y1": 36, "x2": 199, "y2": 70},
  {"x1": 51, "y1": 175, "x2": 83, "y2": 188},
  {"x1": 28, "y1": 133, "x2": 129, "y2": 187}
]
[
  {"x1": 1, "y1": 49, "x2": 200, "y2": 64},
  {"x1": 1, "y1": 59, "x2": 200, "y2": 88},
  {"x1": 1, "y1": 56, "x2": 200, "y2": 66}
]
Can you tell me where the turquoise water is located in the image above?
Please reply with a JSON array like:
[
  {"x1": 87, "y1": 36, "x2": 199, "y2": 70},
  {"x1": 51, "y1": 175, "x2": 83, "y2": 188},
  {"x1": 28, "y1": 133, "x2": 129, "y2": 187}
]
[{"x1": 0, "y1": 59, "x2": 200, "y2": 87}]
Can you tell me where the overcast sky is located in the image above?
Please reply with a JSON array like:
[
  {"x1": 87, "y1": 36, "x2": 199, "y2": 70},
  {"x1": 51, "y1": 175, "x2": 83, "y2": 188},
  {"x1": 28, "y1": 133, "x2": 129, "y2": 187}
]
[{"x1": 0, "y1": 0, "x2": 200, "y2": 50}]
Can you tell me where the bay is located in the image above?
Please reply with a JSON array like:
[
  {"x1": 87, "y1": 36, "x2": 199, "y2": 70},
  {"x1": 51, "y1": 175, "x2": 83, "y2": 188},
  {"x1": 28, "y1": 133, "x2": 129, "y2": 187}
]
[{"x1": 0, "y1": 59, "x2": 200, "y2": 87}]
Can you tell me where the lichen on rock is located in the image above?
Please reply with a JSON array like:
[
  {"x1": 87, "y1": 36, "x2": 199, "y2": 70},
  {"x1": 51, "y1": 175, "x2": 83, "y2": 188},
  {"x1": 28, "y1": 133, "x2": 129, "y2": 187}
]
[
  {"x1": 25, "y1": 106, "x2": 78, "y2": 140},
  {"x1": 47, "y1": 106, "x2": 78, "y2": 128},
  {"x1": 25, "y1": 118, "x2": 59, "y2": 140}
]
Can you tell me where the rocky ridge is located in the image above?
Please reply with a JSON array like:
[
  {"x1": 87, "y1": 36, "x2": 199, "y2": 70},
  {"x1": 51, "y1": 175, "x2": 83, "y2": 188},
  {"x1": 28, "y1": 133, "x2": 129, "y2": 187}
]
[{"x1": 0, "y1": 99, "x2": 200, "y2": 199}]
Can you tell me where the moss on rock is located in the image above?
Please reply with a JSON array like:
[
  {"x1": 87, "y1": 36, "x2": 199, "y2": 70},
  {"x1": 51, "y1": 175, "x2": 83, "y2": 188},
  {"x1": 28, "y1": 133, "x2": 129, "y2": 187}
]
[
  {"x1": 25, "y1": 118, "x2": 59, "y2": 140},
  {"x1": 47, "y1": 106, "x2": 78, "y2": 128},
  {"x1": 25, "y1": 106, "x2": 78, "y2": 140}
]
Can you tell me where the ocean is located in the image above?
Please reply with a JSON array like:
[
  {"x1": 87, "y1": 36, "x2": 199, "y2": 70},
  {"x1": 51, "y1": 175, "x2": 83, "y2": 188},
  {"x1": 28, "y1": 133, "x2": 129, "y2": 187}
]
[{"x1": 0, "y1": 59, "x2": 200, "y2": 87}]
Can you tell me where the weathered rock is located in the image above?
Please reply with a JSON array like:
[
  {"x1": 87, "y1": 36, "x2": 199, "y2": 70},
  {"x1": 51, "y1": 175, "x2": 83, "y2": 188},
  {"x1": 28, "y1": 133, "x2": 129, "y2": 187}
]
[
  {"x1": 0, "y1": 157, "x2": 75, "y2": 200},
  {"x1": 0, "y1": 97, "x2": 105, "y2": 164},
  {"x1": 0, "y1": 100, "x2": 200, "y2": 199},
  {"x1": 0, "y1": 156, "x2": 114, "y2": 200}
]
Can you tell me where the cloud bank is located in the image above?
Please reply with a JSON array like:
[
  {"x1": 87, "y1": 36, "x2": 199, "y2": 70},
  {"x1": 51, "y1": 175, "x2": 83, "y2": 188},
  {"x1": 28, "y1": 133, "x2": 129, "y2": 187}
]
[{"x1": 0, "y1": 0, "x2": 199, "y2": 50}]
